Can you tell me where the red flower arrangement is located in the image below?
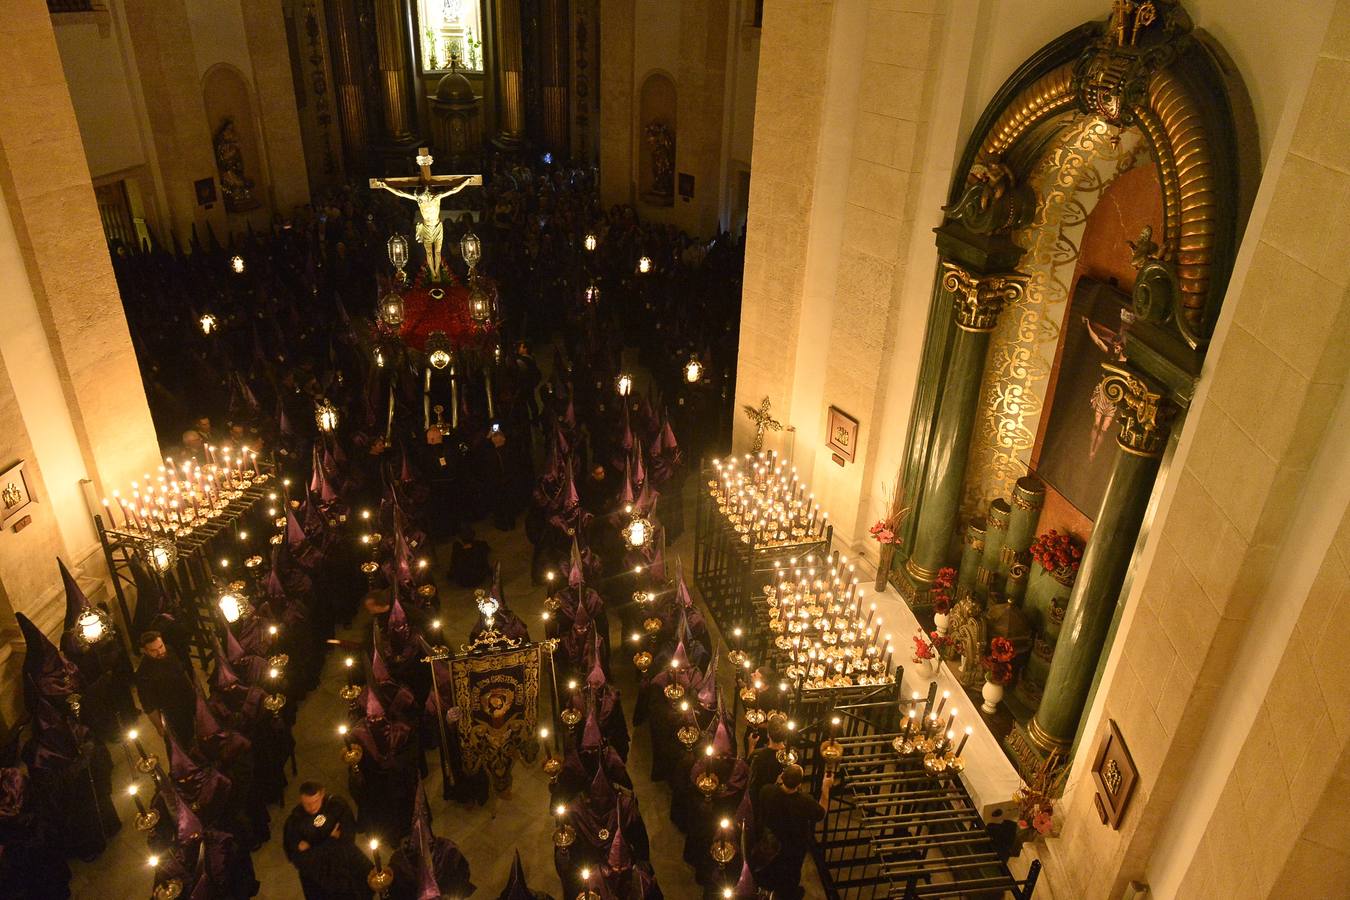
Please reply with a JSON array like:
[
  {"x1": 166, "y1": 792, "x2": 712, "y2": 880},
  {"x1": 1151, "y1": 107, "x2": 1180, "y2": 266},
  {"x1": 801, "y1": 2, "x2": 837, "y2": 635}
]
[
  {"x1": 929, "y1": 631, "x2": 960, "y2": 661},
  {"x1": 1029, "y1": 530, "x2": 1083, "y2": 575},
  {"x1": 912, "y1": 632, "x2": 936, "y2": 663},
  {"x1": 870, "y1": 481, "x2": 910, "y2": 546},
  {"x1": 930, "y1": 566, "x2": 957, "y2": 615},
  {"x1": 981, "y1": 636, "x2": 1017, "y2": 685},
  {"x1": 1015, "y1": 765, "x2": 1056, "y2": 838}
]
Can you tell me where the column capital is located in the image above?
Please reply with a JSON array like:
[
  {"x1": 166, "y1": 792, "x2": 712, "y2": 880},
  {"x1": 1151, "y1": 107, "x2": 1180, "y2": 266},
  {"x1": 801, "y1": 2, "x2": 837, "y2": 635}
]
[
  {"x1": 1100, "y1": 362, "x2": 1176, "y2": 457},
  {"x1": 941, "y1": 262, "x2": 1029, "y2": 332}
]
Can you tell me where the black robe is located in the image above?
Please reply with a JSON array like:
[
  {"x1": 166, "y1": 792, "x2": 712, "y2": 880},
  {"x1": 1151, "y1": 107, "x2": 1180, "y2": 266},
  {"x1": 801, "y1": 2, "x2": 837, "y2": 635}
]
[{"x1": 282, "y1": 796, "x2": 370, "y2": 899}]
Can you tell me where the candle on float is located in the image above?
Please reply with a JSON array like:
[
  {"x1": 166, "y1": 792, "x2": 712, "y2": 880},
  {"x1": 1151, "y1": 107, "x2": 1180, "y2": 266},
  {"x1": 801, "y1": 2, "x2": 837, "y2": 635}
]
[
  {"x1": 934, "y1": 690, "x2": 950, "y2": 720},
  {"x1": 127, "y1": 728, "x2": 148, "y2": 760},
  {"x1": 945, "y1": 708, "x2": 958, "y2": 736}
]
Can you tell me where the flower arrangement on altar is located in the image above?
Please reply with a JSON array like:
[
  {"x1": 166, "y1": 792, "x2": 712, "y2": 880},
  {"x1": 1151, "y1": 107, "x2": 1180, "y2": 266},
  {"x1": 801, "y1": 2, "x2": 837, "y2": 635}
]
[
  {"x1": 928, "y1": 630, "x2": 960, "y2": 662},
  {"x1": 981, "y1": 636, "x2": 1016, "y2": 685},
  {"x1": 930, "y1": 566, "x2": 957, "y2": 614},
  {"x1": 1015, "y1": 766, "x2": 1057, "y2": 838},
  {"x1": 869, "y1": 481, "x2": 910, "y2": 546},
  {"x1": 1029, "y1": 530, "x2": 1083, "y2": 576},
  {"x1": 911, "y1": 631, "x2": 936, "y2": 664}
]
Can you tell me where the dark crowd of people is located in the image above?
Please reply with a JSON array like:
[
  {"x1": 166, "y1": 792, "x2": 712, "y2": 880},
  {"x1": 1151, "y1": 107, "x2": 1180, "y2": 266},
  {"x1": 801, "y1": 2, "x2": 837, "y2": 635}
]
[{"x1": 0, "y1": 151, "x2": 832, "y2": 900}]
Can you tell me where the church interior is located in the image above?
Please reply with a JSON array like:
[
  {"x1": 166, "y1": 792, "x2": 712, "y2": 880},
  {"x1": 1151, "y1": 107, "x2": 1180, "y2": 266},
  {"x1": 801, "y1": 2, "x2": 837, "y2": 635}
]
[{"x1": 0, "y1": 0, "x2": 1347, "y2": 898}]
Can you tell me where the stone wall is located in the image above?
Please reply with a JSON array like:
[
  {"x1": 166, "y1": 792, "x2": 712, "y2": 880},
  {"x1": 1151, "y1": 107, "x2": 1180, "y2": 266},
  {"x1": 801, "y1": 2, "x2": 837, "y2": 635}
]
[
  {"x1": 598, "y1": 0, "x2": 751, "y2": 236},
  {"x1": 0, "y1": 0, "x2": 160, "y2": 729}
]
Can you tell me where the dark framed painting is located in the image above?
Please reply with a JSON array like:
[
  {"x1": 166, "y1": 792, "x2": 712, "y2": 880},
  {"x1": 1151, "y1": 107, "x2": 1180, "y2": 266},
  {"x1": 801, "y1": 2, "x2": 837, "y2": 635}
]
[
  {"x1": 1034, "y1": 277, "x2": 1133, "y2": 520},
  {"x1": 0, "y1": 460, "x2": 34, "y2": 529},
  {"x1": 826, "y1": 406, "x2": 859, "y2": 464},
  {"x1": 1091, "y1": 719, "x2": 1138, "y2": 829},
  {"x1": 194, "y1": 177, "x2": 217, "y2": 207}
]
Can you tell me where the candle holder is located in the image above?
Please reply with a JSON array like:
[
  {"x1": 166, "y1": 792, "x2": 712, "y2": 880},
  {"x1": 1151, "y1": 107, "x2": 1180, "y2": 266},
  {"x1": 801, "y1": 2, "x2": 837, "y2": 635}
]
[
  {"x1": 710, "y1": 836, "x2": 737, "y2": 864},
  {"x1": 819, "y1": 739, "x2": 843, "y2": 773},
  {"x1": 152, "y1": 880, "x2": 183, "y2": 900},
  {"x1": 553, "y1": 822, "x2": 576, "y2": 849},
  {"x1": 642, "y1": 617, "x2": 664, "y2": 636},
  {"x1": 542, "y1": 755, "x2": 563, "y2": 780},
  {"x1": 677, "y1": 725, "x2": 701, "y2": 750},
  {"x1": 744, "y1": 708, "x2": 765, "y2": 727},
  {"x1": 632, "y1": 651, "x2": 652, "y2": 672},
  {"x1": 664, "y1": 683, "x2": 685, "y2": 703},
  {"x1": 366, "y1": 866, "x2": 393, "y2": 894},
  {"x1": 560, "y1": 708, "x2": 582, "y2": 727},
  {"x1": 268, "y1": 653, "x2": 289, "y2": 671},
  {"x1": 263, "y1": 692, "x2": 286, "y2": 714},
  {"x1": 135, "y1": 753, "x2": 160, "y2": 775},
  {"x1": 696, "y1": 770, "x2": 720, "y2": 800}
]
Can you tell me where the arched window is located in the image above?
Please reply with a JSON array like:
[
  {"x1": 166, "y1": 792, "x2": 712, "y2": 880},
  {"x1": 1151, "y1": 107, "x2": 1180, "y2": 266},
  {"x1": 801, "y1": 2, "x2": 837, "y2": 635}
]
[{"x1": 418, "y1": 0, "x2": 484, "y2": 72}]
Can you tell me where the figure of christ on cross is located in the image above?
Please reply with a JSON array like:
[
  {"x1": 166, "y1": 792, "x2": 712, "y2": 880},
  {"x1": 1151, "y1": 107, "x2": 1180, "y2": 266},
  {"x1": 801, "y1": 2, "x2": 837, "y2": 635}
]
[{"x1": 370, "y1": 147, "x2": 482, "y2": 281}]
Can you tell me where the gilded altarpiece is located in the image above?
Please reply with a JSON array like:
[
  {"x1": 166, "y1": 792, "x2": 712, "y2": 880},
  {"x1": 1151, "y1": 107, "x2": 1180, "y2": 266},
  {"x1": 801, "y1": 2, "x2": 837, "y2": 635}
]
[{"x1": 958, "y1": 120, "x2": 1148, "y2": 523}]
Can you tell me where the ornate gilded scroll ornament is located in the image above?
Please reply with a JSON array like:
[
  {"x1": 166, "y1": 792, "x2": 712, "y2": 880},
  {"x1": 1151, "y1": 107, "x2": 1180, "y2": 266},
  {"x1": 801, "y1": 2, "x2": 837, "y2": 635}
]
[
  {"x1": 942, "y1": 262, "x2": 1031, "y2": 333},
  {"x1": 1099, "y1": 362, "x2": 1175, "y2": 456},
  {"x1": 943, "y1": 162, "x2": 1035, "y2": 235}
]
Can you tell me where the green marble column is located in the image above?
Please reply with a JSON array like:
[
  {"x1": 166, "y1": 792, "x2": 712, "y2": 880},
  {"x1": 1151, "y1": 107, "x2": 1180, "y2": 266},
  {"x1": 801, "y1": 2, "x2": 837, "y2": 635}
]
[
  {"x1": 1002, "y1": 476, "x2": 1045, "y2": 585},
  {"x1": 976, "y1": 498, "x2": 1010, "y2": 599},
  {"x1": 903, "y1": 263, "x2": 1028, "y2": 593},
  {"x1": 1024, "y1": 364, "x2": 1174, "y2": 754},
  {"x1": 956, "y1": 518, "x2": 985, "y2": 600}
]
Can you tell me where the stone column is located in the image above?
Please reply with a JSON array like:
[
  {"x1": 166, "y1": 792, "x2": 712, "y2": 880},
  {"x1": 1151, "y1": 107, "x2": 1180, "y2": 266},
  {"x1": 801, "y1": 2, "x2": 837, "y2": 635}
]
[
  {"x1": 326, "y1": 0, "x2": 371, "y2": 174},
  {"x1": 373, "y1": 0, "x2": 418, "y2": 144},
  {"x1": 1024, "y1": 363, "x2": 1174, "y2": 754},
  {"x1": 539, "y1": 0, "x2": 570, "y2": 153},
  {"x1": 902, "y1": 261, "x2": 1028, "y2": 592},
  {"x1": 492, "y1": 0, "x2": 526, "y2": 145}
]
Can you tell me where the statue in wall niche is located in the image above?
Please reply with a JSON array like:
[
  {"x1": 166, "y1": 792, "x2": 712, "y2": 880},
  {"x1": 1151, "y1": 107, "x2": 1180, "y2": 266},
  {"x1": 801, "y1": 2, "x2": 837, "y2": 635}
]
[
  {"x1": 947, "y1": 596, "x2": 987, "y2": 689},
  {"x1": 214, "y1": 118, "x2": 259, "y2": 212},
  {"x1": 644, "y1": 121, "x2": 675, "y2": 198}
]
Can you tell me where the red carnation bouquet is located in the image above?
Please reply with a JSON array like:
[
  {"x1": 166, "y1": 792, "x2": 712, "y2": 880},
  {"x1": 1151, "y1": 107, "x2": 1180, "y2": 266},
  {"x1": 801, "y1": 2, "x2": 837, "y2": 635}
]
[
  {"x1": 1028, "y1": 530, "x2": 1083, "y2": 576},
  {"x1": 981, "y1": 636, "x2": 1016, "y2": 685},
  {"x1": 930, "y1": 566, "x2": 957, "y2": 615},
  {"x1": 912, "y1": 632, "x2": 936, "y2": 663}
]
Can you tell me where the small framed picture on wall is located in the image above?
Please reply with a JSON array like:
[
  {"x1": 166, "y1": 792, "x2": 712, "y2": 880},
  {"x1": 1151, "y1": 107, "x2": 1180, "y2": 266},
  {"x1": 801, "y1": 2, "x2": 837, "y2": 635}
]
[{"x1": 826, "y1": 406, "x2": 859, "y2": 465}]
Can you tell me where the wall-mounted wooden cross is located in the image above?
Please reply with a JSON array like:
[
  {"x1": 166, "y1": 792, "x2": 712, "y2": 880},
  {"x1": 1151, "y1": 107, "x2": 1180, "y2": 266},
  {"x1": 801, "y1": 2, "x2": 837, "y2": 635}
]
[{"x1": 742, "y1": 396, "x2": 782, "y2": 452}]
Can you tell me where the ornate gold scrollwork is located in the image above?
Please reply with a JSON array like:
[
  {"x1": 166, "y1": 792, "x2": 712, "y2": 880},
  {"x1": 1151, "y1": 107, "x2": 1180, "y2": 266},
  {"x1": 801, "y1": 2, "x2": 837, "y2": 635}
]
[
  {"x1": 1099, "y1": 362, "x2": 1175, "y2": 456},
  {"x1": 941, "y1": 262, "x2": 1030, "y2": 333}
]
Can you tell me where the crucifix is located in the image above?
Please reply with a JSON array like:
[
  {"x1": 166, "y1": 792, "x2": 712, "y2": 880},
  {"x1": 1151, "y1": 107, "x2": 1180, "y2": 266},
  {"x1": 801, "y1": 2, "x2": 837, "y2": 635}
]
[
  {"x1": 370, "y1": 147, "x2": 481, "y2": 281},
  {"x1": 742, "y1": 396, "x2": 782, "y2": 453}
]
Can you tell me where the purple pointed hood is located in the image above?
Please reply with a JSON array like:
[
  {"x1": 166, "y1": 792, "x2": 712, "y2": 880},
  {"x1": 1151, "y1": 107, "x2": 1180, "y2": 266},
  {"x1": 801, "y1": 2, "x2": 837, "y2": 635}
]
[
  {"x1": 58, "y1": 558, "x2": 90, "y2": 631},
  {"x1": 17, "y1": 613, "x2": 79, "y2": 704}
]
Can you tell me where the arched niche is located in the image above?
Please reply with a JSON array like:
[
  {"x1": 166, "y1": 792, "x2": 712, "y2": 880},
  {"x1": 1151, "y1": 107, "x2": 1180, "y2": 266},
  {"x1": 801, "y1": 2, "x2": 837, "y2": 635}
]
[
  {"x1": 202, "y1": 62, "x2": 266, "y2": 214},
  {"x1": 892, "y1": 2, "x2": 1257, "y2": 778},
  {"x1": 637, "y1": 70, "x2": 676, "y2": 208}
]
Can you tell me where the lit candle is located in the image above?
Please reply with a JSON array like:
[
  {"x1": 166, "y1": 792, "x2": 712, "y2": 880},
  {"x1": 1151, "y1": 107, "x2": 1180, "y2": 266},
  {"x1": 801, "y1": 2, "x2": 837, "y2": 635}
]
[
  {"x1": 127, "y1": 728, "x2": 148, "y2": 760},
  {"x1": 369, "y1": 838, "x2": 382, "y2": 870},
  {"x1": 955, "y1": 726, "x2": 972, "y2": 757},
  {"x1": 128, "y1": 783, "x2": 147, "y2": 815}
]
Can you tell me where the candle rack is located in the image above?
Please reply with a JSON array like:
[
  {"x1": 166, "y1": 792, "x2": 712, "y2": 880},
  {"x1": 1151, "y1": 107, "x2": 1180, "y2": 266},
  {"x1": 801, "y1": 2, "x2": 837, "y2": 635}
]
[{"x1": 94, "y1": 460, "x2": 277, "y2": 673}]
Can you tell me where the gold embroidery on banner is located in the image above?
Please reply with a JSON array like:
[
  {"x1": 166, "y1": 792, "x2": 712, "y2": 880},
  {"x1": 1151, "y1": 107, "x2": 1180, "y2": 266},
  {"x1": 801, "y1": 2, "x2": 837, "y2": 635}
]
[{"x1": 959, "y1": 119, "x2": 1146, "y2": 521}]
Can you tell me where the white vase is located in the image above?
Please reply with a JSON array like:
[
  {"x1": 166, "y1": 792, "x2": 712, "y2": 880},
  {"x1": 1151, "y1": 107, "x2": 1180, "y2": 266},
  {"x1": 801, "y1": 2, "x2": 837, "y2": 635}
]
[
  {"x1": 933, "y1": 612, "x2": 950, "y2": 636},
  {"x1": 981, "y1": 679, "x2": 1004, "y2": 714},
  {"x1": 912, "y1": 657, "x2": 937, "y2": 681}
]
